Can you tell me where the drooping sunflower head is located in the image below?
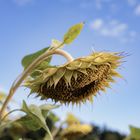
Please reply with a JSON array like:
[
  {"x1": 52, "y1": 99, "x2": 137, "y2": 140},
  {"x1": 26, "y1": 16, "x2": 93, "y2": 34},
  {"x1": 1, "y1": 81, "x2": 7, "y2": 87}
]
[
  {"x1": 25, "y1": 51, "x2": 124, "y2": 104},
  {"x1": 61, "y1": 123, "x2": 92, "y2": 140}
]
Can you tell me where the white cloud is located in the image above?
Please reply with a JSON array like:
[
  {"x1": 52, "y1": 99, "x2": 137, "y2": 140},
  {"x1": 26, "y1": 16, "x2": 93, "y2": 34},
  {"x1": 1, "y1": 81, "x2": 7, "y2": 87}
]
[
  {"x1": 90, "y1": 18, "x2": 136, "y2": 43},
  {"x1": 90, "y1": 19, "x2": 128, "y2": 37},
  {"x1": 102, "y1": 23, "x2": 127, "y2": 37},
  {"x1": 134, "y1": 4, "x2": 140, "y2": 16},
  {"x1": 126, "y1": 0, "x2": 140, "y2": 16},
  {"x1": 13, "y1": 0, "x2": 33, "y2": 5},
  {"x1": 90, "y1": 19, "x2": 103, "y2": 30}
]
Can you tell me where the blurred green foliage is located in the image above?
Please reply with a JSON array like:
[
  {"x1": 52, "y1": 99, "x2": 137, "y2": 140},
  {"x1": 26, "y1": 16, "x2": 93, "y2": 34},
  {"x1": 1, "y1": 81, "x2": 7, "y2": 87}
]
[{"x1": 0, "y1": 109, "x2": 129, "y2": 140}]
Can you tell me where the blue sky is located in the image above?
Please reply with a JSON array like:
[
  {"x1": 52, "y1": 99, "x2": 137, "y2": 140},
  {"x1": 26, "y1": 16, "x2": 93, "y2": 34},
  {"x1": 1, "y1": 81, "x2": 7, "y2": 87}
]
[{"x1": 0, "y1": 0, "x2": 140, "y2": 134}]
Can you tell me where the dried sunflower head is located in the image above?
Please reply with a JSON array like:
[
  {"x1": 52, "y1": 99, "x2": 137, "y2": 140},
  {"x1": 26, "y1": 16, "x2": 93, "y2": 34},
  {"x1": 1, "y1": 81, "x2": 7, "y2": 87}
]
[
  {"x1": 25, "y1": 52, "x2": 123, "y2": 104},
  {"x1": 61, "y1": 123, "x2": 92, "y2": 140}
]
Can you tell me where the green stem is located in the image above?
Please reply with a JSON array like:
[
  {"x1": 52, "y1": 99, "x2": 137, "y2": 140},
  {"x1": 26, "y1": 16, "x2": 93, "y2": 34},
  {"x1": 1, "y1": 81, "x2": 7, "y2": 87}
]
[{"x1": 44, "y1": 125, "x2": 54, "y2": 140}]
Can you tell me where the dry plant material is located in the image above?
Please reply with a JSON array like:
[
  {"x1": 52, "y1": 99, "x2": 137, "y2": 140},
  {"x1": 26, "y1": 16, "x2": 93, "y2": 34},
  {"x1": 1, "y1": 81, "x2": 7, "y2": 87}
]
[{"x1": 25, "y1": 52, "x2": 123, "y2": 104}]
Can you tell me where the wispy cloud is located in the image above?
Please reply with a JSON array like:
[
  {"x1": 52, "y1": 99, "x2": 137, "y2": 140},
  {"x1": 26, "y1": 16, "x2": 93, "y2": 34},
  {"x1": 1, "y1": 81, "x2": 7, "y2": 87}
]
[
  {"x1": 126, "y1": 0, "x2": 140, "y2": 16},
  {"x1": 13, "y1": 0, "x2": 33, "y2": 6},
  {"x1": 134, "y1": 4, "x2": 140, "y2": 16},
  {"x1": 90, "y1": 18, "x2": 136, "y2": 43},
  {"x1": 90, "y1": 19, "x2": 103, "y2": 30}
]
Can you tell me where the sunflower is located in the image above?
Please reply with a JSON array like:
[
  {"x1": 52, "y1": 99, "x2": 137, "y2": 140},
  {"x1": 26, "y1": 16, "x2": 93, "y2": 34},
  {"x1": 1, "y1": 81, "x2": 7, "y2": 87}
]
[
  {"x1": 25, "y1": 52, "x2": 123, "y2": 104},
  {"x1": 65, "y1": 113, "x2": 80, "y2": 125},
  {"x1": 61, "y1": 123, "x2": 92, "y2": 140},
  {"x1": 61, "y1": 113, "x2": 92, "y2": 140}
]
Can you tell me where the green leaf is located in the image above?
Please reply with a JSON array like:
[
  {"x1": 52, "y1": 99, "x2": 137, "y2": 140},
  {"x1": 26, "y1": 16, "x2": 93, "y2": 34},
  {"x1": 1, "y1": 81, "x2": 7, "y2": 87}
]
[
  {"x1": 21, "y1": 101, "x2": 52, "y2": 139},
  {"x1": 130, "y1": 125, "x2": 140, "y2": 139},
  {"x1": 21, "y1": 102, "x2": 42, "y2": 128},
  {"x1": 22, "y1": 47, "x2": 52, "y2": 69},
  {"x1": 16, "y1": 116, "x2": 41, "y2": 131},
  {"x1": 21, "y1": 101, "x2": 47, "y2": 128},
  {"x1": 31, "y1": 61, "x2": 52, "y2": 78},
  {"x1": 63, "y1": 22, "x2": 84, "y2": 44},
  {"x1": 19, "y1": 101, "x2": 58, "y2": 140}
]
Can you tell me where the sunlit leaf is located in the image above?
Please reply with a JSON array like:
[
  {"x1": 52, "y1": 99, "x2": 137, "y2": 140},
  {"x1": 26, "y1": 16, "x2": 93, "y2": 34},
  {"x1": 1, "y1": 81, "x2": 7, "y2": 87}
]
[{"x1": 63, "y1": 22, "x2": 84, "y2": 44}]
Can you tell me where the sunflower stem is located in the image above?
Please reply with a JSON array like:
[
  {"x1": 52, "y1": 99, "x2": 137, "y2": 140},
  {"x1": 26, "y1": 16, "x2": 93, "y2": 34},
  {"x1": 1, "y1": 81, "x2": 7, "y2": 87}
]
[{"x1": 0, "y1": 48, "x2": 74, "y2": 120}]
